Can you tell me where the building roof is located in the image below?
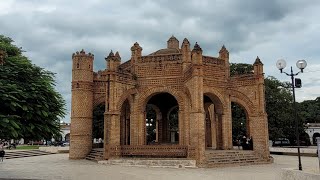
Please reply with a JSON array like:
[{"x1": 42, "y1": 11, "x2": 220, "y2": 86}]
[{"x1": 148, "y1": 48, "x2": 181, "y2": 56}]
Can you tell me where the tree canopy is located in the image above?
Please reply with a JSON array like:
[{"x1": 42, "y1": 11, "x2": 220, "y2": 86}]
[
  {"x1": 92, "y1": 104, "x2": 104, "y2": 139},
  {"x1": 0, "y1": 35, "x2": 66, "y2": 140},
  {"x1": 230, "y1": 63, "x2": 254, "y2": 76},
  {"x1": 298, "y1": 97, "x2": 320, "y2": 123}
]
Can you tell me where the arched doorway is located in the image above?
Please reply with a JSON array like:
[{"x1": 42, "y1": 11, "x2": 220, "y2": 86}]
[
  {"x1": 92, "y1": 103, "x2": 105, "y2": 148},
  {"x1": 65, "y1": 133, "x2": 70, "y2": 142},
  {"x1": 231, "y1": 102, "x2": 250, "y2": 150},
  {"x1": 145, "y1": 93, "x2": 179, "y2": 144},
  {"x1": 120, "y1": 99, "x2": 130, "y2": 145},
  {"x1": 203, "y1": 93, "x2": 224, "y2": 150},
  {"x1": 313, "y1": 132, "x2": 320, "y2": 145}
]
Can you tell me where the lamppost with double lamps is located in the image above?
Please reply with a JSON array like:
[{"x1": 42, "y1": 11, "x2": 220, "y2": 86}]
[{"x1": 276, "y1": 59, "x2": 307, "y2": 171}]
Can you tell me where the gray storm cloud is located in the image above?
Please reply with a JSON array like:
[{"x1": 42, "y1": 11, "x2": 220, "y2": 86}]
[{"x1": 1, "y1": 0, "x2": 319, "y2": 122}]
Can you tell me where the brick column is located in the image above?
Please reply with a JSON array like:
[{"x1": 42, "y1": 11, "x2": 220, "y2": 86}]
[
  {"x1": 104, "y1": 112, "x2": 120, "y2": 159},
  {"x1": 188, "y1": 64, "x2": 205, "y2": 164},
  {"x1": 222, "y1": 103, "x2": 233, "y2": 150},
  {"x1": 249, "y1": 114, "x2": 270, "y2": 158}
]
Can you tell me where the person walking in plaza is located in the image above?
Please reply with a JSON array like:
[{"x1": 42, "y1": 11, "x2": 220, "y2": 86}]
[{"x1": 0, "y1": 145, "x2": 5, "y2": 162}]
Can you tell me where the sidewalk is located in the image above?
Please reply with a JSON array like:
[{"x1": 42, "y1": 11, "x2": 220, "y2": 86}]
[
  {"x1": 0, "y1": 154, "x2": 319, "y2": 180},
  {"x1": 270, "y1": 146, "x2": 318, "y2": 157}
]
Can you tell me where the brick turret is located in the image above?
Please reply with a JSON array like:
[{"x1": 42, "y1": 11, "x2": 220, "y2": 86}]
[
  {"x1": 70, "y1": 49, "x2": 94, "y2": 159},
  {"x1": 191, "y1": 42, "x2": 203, "y2": 64},
  {"x1": 219, "y1": 45, "x2": 229, "y2": 61},
  {"x1": 167, "y1": 35, "x2": 179, "y2": 49},
  {"x1": 130, "y1": 42, "x2": 142, "y2": 73},
  {"x1": 219, "y1": 45, "x2": 230, "y2": 77},
  {"x1": 106, "y1": 50, "x2": 121, "y2": 71},
  {"x1": 253, "y1": 56, "x2": 264, "y2": 75},
  {"x1": 181, "y1": 38, "x2": 191, "y2": 71}
]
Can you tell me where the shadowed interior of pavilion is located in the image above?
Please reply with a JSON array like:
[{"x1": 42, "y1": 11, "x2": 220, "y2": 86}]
[{"x1": 110, "y1": 92, "x2": 189, "y2": 158}]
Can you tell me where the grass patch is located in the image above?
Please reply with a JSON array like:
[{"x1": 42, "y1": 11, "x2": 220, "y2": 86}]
[{"x1": 15, "y1": 145, "x2": 40, "y2": 150}]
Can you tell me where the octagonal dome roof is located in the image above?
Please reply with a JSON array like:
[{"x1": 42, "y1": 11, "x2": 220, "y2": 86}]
[{"x1": 148, "y1": 48, "x2": 181, "y2": 56}]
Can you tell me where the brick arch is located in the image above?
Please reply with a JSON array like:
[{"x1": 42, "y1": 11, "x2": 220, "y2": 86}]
[
  {"x1": 93, "y1": 95, "x2": 105, "y2": 107},
  {"x1": 148, "y1": 104, "x2": 162, "y2": 120},
  {"x1": 117, "y1": 88, "x2": 138, "y2": 111},
  {"x1": 229, "y1": 89, "x2": 255, "y2": 116},
  {"x1": 183, "y1": 86, "x2": 193, "y2": 109},
  {"x1": 203, "y1": 87, "x2": 226, "y2": 109},
  {"x1": 138, "y1": 86, "x2": 185, "y2": 112}
]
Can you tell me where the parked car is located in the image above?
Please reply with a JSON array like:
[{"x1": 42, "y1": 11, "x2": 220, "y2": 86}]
[
  {"x1": 51, "y1": 141, "x2": 64, "y2": 146},
  {"x1": 272, "y1": 138, "x2": 290, "y2": 147},
  {"x1": 293, "y1": 139, "x2": 311, "y2": 146}
]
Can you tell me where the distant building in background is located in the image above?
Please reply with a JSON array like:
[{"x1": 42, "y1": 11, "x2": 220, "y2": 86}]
[
  {"x1": 305, "y1": 123, "x2": 320, "y2": 145},
  {"x1": 60, "y1": 122, "x2": 70, "y2": 142}
]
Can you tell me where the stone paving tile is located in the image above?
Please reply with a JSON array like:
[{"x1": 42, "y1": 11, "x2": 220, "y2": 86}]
[{"x1": 0, "y1": 154, "x2": 319, "y2": 180}]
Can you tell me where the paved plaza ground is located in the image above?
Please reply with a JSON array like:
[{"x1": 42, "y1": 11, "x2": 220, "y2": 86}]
[{"x1": 0, "y1": 154, "x2": 319, "y2": 180}]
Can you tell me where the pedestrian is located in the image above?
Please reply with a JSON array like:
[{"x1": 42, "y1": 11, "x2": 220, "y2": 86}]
[
  {"x1": 248, "y1": 137, "x2": 253, "y2": 150},
  {"x1": 236, "y1": 139, "x2": 241, "y2": 149},
  {"x1": 0, "y1": 146, "x2": 5, "y2": 162},
  {"x1": 241, "y1": 136, "x2": 247, "y2": 150}
]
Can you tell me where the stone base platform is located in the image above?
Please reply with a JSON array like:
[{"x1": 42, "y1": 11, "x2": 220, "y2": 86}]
[{"x1": 98, "y1": 158, "x2": 197, "y2": 168}]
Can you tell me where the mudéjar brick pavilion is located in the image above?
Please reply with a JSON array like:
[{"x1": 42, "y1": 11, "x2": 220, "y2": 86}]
[{"x1": 70, "y1": 36, "x2": 271, "y2": 167}]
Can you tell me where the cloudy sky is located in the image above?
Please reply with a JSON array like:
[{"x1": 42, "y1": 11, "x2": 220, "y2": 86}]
[{"x1": 1, "y1": 0, "x2": 319, "y2": 123}]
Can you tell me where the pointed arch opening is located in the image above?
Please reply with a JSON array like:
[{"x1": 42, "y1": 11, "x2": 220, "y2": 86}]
[
  {"x1": 203, "y1": 93, "x2": 224, "y2": 150},
  {"x1": 231, "y1": 102, "x2": 251, "y2": 150},
  {"x1": 92, "y1": 103, "x2": 105, "y2": 148},
  {"x1": 120, "y1": 99, "x2": 131, "y2": 145},
  {"x1": 145, "y1": 92, "x2": 179, "y2": 145}
]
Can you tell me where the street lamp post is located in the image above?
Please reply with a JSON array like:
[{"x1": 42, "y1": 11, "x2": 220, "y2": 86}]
[{"x1": 276, "y1": 59, "x2": 307, "y2": 171}]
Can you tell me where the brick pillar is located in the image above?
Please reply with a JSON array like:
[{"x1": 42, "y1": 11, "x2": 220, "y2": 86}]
[
  {"x1": 188, "y1": 70, "x2": 205, "y2": 163},
  {"x1": 132, "y1": 106, "x2": 145, "y2": 145},
  {"x1": 189, "y1": 42, "x2": 206, "y2": 164},
  {"x1": 104, "y1": 112, "x2": 120, "y2": 159},
  {"x1": 183, "y1": 99, "x2": 190, "y2": 146},
  {"x1": 209, "y1": 105, "x2": 217, "y2": 149},
  {"x1": 103, "y1": 70, "x2": 121, "y2": 159},
  {"x1": 190, "y1": 112, "x2": 205, "y2": 163},
  {"x1": 222, "y1": 102, "x2": 233, "y2": 150},
  {"x1": 178, "y1": 110, "x2": 184, "y2": 145},
  {"x1": 104, "y1": 113, "x2": 110, "y2": 159},
  {"x1": 250, "y1": 114, "x2": 270, "y2": 158}
]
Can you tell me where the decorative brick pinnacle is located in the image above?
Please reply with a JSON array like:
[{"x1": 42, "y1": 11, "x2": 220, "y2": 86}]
[
  {"x1": 254, "y1": 56, "x2": 263, "y2": 65},
  {"x1": 193, "y1": 42, "x2": 202, "y2": 51}
]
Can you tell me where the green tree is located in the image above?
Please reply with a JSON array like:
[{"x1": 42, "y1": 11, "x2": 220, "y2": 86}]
[
  {"x1": 264, "y1": 76, "x2": 296, "y2": 141},
  {"x1": 231, "y1": 102, "x2": 247, "y2": 140},
  {"x1": 146, "y1": 104, "x2": 156, "y2": 144},
  {"x1": 230, "y1": 63, "x2": 253, "y2": 76},
  {"x1": 298, "y1": 97, "x2": 320, "y2": 123},
  {"x1": 0, "y1": 35, "x2": 66, "y2": 140}
]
